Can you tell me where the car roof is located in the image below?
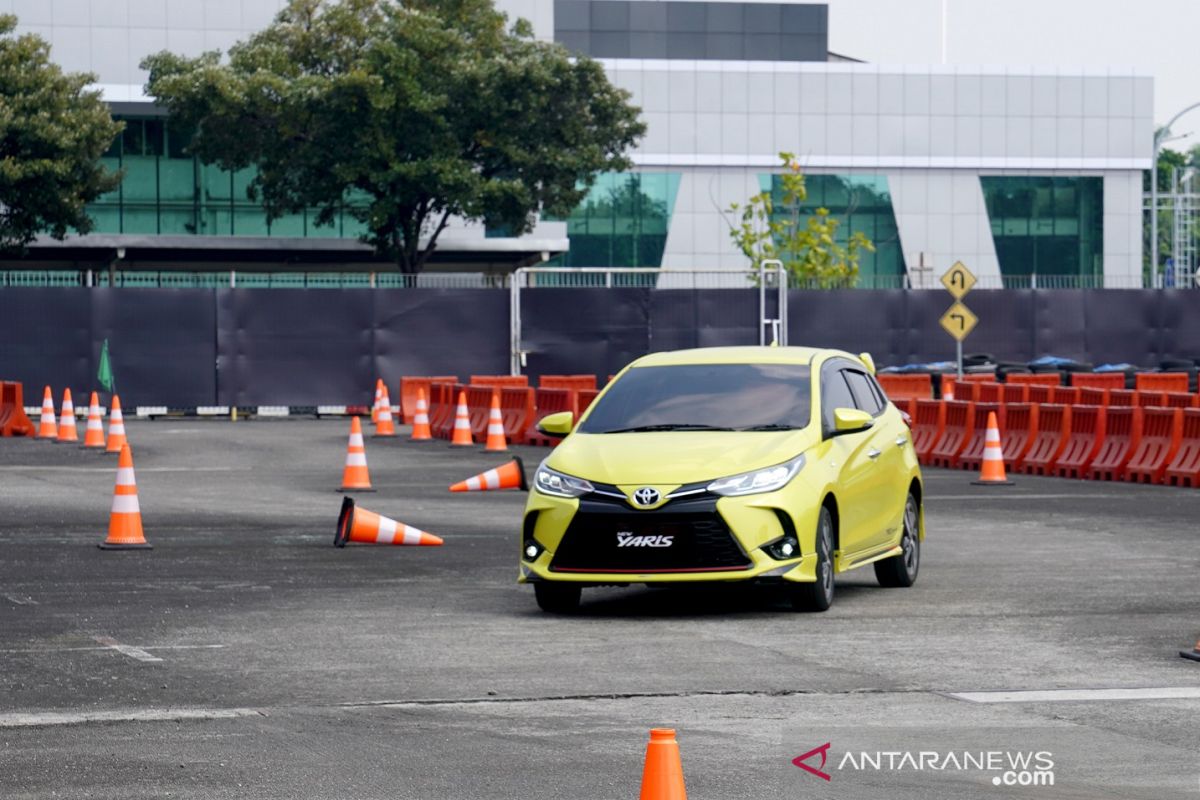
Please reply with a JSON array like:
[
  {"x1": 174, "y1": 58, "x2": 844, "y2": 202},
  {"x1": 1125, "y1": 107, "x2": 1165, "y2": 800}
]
[{"x1": 630, "y1": 346, "x2": 856, "y2": 368}]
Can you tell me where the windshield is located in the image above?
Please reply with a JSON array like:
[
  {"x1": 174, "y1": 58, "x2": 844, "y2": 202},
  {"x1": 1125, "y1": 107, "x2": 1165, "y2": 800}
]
[{"x1": 577, "y1": 363, "x2": 812, "y2": 433}]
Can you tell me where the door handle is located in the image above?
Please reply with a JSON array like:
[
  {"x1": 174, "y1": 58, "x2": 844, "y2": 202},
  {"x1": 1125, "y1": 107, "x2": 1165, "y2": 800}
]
[
  {"x1": 867, "y1": 448, "x2": 882, "y2": 460},
  {"x1": 895, "y1": 435, "x2": 908, "y2": 447}
]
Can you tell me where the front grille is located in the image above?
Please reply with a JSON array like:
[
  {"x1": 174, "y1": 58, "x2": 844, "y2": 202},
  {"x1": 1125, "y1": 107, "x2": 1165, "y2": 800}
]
[{"x1": 550, "y1": 497, "x2": 750, "y2": 573}]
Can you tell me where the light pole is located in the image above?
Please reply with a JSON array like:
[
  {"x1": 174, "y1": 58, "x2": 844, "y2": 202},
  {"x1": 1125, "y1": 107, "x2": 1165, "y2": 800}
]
[{"x1": 1151, "y1": 101, "x2": 1200, "y2": 285}]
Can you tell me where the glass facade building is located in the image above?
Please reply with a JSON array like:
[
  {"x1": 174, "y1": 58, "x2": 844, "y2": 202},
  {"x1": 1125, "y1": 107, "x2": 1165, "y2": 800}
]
[
  {"x1": 981, "y1": 176, "x2": 1104, "y2": 279},
  {"x1": 549, "y1": 172, "x2": 681, "y2": 268}
]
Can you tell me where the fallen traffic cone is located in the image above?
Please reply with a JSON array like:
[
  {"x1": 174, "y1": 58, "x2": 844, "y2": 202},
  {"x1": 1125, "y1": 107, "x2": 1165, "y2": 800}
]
[
  {"x1": 82, "y1": 392, "x2": 106, "y2": 449},
  {"x1": 450, "y1": 457, "x2": 528, "y2": 492},
  {"x1": 484, "y1": 392, "x2": 507, "y2": 451},
  {"x1": 410, "y1": 387, "x2": 432, "y2": 441},
  {"x1": 338, "y1": 416, "x2": 374, "y2": 492},
  {"x1": 1182, "y1": 637, "x2": 1200, "y2": 662},
  {"x1": 98, "y1": 443, "x2": 151, "y2": 550},
  {"x1": 374, "y1": 385, "x2": 397, "y2": 437},
  {"x1": 638, "y1": 728, "x2": 687, "y2": 800},
  {"x1": 449, "y1": 390, "x2": 474, "y2": 447},
  {"x1": 371, "y1": 379, "x2": 383, "y2": 423},
  {"x1": 37, "y1": 386, "x2": 58, "y2": 440},
  {"x1": 56, "y1": 388, "x2": 79, "y2": 443},
  {"x1": 334, "y1": 497, "x2": 443, "y2": 547},
  {"x1": 105, "y1": 395, "x2": 127, "y2": 454},
  {"x1": 971, "y1": 411, "x2": 1013, "y2": 486}
]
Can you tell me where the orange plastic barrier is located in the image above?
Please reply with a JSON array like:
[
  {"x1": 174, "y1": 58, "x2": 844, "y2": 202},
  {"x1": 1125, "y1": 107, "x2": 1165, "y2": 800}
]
[
  {"x1": 1027, "y1": 385, "x2": 1053, "y2": 404},
  {"x1": 1001, "y1": 383, "x2": 1028, "y2": 404},
  {"x1": 940, "y1": 373, "x2": 992, "y2": 399},
  {"x1": 1078, "y1": 387, "x2": 1108, "y2": 407},
  {"x1": 911, "y1": 399, "x2": 946, "y2": 463},
  {"x1": 949, "y1": 380, "x2": 976, "y2": 402},
  {"x1": 877, "y1": 374, "x2": 934, "y2": 404},
  {"x1": 1086, "y1": 406, "x2": 1143, "y2": 481},
  {"x1": 998, "y1": 403, "x2": 1038, "y2": 472},
  {"x1": 1125, "y1": 407, "x2": 1183, "y2": 484},
  {"x1": 540, "y1": 375, "x2": 597, "y2": 393},
  {"x1": 470, "y1": 375, "x2": 529, "y2": 389},
  {"x1": 1006, "y1": 373, "x2": 1061, "y2": 387},
  {"x1": 465, "y1": 385, "x2": 497, "y2": 442},
  {"x1": 1050, "y1": 386, "x2": 1080, "y2": 406},
  {"x1": 429, "y1": 382, "x2": 463, "y2": 440},
  {"x1": 499, "y1": 387, "x2": 536, "y2": 445},
  {"x1": 1054, "y1": 405, "x2": 1106, "y2": 478},
  {"x1": 958, "y1": 403, "x2": 1005, "y2": 471},
  {"x1": 399, "y1": 376, "x2": 457, "y2": 424},
  {"x1": 975, "y1": 383, "x2": 1002, "y2": 403},
  {"x1": 1135, "y1": 390, "x2": 1167, "y2": 409},
  {"x1": 1071, "y1": 372, "x2": 1125, "y2": 390},
  {"x1": 526, "y1": 388, "x2": 578, "y2": 447},
  {"x1": 1021, "y1": 404, "x2": 1071, "y2": 475},
  {"x1": 1164, "y1": 409, "x2": 1200, "y2": 487},
  {"x1": 1134, "y1": 372, "x2": 1189, "y2": 393},
  {"x1": 1163, "y1": 392, "x2": 1197, "y2": 409},
  {"x1": 1107, "y1": 389, "x2": 1135, "y2": 406},
  {"x1": 1, "y1": 382, "x2": 36, "y2": 437},
  {"x1": 577, "y1": 389, "x2": 600, "y2": 416},
  {"x1": 929, "y1": 400, "x2": 975, "y2": 468}
]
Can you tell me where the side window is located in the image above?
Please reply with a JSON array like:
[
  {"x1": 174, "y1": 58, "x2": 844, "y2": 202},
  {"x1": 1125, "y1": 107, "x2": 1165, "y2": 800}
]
[
  {"x1": 866, "y1": 373, "x2": 890, "y2": 411},
  {"x1": 844, "y1": 369, "x2": 884, "y2": 416},
  {"x1": 822, "y1": 368, "x2": 857, "y2": 436}
]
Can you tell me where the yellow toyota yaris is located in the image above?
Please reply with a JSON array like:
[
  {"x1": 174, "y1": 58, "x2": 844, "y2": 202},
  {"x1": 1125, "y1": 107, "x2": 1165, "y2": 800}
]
[{"x1": 518, "y1": 346, "x2": 924, "y2": 613}]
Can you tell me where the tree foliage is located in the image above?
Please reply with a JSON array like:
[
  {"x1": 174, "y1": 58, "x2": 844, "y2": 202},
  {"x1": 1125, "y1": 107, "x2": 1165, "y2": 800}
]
[
  {"x1": 0, "y1": 15, "x2": 122, "y2": 250},
  {"x1": 142, "y1": 0, "x2": 645, "y2": 273},
  {"x1": 728, "y1": 153, "x2": 874, "y2": 287}
]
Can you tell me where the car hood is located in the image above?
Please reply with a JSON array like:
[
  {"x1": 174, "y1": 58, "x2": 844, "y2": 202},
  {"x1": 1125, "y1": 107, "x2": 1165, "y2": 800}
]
[{"x1": 545, "y1": 429, "x2": 818, "y2": 485}]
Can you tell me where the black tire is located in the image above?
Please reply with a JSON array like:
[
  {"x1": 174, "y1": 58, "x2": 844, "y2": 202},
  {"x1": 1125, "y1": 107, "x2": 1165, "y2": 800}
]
[
  {"x1": 534, "y1": 582, "x2": 581, "y2": 613},
  {"x1": 789, "y1": 505, "x2": 834, "y2": 612},
  {"x1": 875, "y1": 492, "x2": 920, "y2": 588}
]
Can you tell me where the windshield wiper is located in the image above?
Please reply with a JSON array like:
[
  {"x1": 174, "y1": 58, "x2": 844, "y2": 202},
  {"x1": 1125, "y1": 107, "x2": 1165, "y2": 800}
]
[
  {"x1": 738, "y1": 424, "x2": 801, "y2": 431},
  {"x1": 598, "y1": 423, "x2": 736, "y2": 433}
]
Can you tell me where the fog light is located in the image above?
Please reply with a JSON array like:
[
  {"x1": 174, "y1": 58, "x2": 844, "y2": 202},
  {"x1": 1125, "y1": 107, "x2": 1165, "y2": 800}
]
[
  {"x1": 766, "y1": 536, "x2": 799, "y2": 560},
  {"x1": 523, "y1": 539, "x2": 543, "y2": 561}
]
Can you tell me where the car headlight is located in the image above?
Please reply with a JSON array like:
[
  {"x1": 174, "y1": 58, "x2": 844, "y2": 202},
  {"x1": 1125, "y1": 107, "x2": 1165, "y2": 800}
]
[
  {"x1": 534, "y1": 462, "x2": 595, "y2": 498},
  {"x1": 707, "y1": 454, "x2": 806, "y2": 497}
]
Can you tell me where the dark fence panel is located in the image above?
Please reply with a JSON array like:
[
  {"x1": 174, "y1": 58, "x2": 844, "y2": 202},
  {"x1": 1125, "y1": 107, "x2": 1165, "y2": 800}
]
[
  {"x1": 374, "y1": 289, "x2": 509, "y2": 383},
  {"x1": 0, "y1": 288, "x2": 93, "y2": 401},
  {"x1": 1081, "y1": 290, "x2": 1161, "y2": 366},
  {"x1": 649, "y1": 289, "x2": 759, "y2": 352},
  {"x1": 521, "y1": 288, "x2": 650, "y2": 380}
]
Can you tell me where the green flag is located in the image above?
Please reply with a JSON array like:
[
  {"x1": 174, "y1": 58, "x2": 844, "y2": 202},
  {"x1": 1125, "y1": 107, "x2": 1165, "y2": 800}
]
[{"x1": 97, "y1": 338, "x2": 114, "y2": 393}]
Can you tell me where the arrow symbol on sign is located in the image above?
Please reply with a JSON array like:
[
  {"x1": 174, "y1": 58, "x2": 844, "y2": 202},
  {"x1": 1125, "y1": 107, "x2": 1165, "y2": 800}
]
[
  {"x1": 951, "y1": 272, "x2": 964, "y2": 288},
  {"x1": 951, "y1": 314, "x2": 965, "y2": 328}
]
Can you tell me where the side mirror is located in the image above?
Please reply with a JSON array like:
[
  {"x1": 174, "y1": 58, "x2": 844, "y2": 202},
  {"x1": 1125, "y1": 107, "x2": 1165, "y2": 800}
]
[
  {"x1": 536, "y1": 411, "x2": 574, "y2": 438},
  {"x1": 833, "y1": 408, "x2": 874, "y2": 435}
]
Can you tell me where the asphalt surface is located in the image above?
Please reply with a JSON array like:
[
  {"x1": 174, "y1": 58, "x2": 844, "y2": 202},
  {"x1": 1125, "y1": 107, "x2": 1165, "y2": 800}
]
[{"x1": 0, "y1": 419, "x2": 1198, "y2": 798}]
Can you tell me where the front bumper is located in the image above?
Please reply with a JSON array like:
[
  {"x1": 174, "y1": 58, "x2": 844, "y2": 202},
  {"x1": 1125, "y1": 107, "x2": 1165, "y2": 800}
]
[{"x1": 518, "y1": 482, "x2": 820, "y2": 585}]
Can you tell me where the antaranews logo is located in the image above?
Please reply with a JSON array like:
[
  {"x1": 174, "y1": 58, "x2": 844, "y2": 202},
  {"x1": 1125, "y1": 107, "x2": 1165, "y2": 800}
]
[{"x1": 792, "y1": 743, "x2": 1055, "y2": 788}]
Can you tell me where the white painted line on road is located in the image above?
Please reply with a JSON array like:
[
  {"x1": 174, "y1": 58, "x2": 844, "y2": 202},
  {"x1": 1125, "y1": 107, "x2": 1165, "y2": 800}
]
[
  {"x1": 949, "y1": 687, "x2": 1200, "y2": 704},
  {"x1": 0, "y1": 707, "x2": 262, "y2": 728},
  {"x1": 92, "y1": 636, "x2": 164, "y2": 662},
  {"x1": 3, "y1": 594, "x2": 37, "y2": 606},
  {"x1": 0, "y1": 644, "x2": 225, "y2": 655}
]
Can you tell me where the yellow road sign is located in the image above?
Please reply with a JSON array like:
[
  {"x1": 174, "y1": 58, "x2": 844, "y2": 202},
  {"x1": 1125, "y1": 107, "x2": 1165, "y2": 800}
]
[
  {"x1": 940, "y1": 301, "x2": 978, "y2": 342},
  {"x1": 941, "y1": 261, "x2": 977, "y2": 300}
]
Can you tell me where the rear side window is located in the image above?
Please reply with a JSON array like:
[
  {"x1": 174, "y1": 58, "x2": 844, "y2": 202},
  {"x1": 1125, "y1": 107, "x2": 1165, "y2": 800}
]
[
  {"x1": 821, "y1": 369, "x2": 857, "y2": 434},
  {"x1": 844, "y1": 370, "x2": 884, "y2": 416}
]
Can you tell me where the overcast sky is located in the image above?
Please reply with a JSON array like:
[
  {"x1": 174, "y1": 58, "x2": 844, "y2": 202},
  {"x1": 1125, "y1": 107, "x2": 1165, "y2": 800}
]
[{"x1": 825, "y1": 0, "x2": 1200, "y2": 146}]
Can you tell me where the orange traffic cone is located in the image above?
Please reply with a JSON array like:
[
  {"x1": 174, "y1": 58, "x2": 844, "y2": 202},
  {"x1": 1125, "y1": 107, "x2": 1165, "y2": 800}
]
[
  {"x1": 338, "y1": 416, "x2": 374, "y2": 492},
  {"x1": 449, "y1": 390, "x2": 474, "y2": 447},
  {"x1": 371, "y1": 379, "x2": 383, "y2": 423},
  {"x1": 374, "y1": 385, "x2": 397, "y2": 437},
  {"x1": 37, "y1": 386, "x2": 58, "y2": 440},
  {"x1": 410, "y1": 387, "x2": 432, "y2": 441},
  {"x1": 484, "y1": 392, "x2": 507, "y2": 451},
  {"x1": 82, "y1": 391, "x2": 106, "y2": 449},
  {"x1": 450, "y1": 457, "x2": 528, "y2": 492},
  {"x1": 1182, "y1": 637, "x2": 1200, "y2": 661},
  {"x1": 56, "y1": 388, "x2": 79, "y2": 443},
  {"x1": 638, "y1": 729, "x2": 687, "y2": 800},
  {"x1": 98, "y1": 443, "x2": 151, "y2": 550},
  {"x1": 335, "y1": 497, "x2": 443, "y2": 547},
  {"x1": 105, "y1": 395, "x2": 127, "y2": 454},
  {"x1": 971, "y1": 411, "x2": 1013, "y2": 486}
]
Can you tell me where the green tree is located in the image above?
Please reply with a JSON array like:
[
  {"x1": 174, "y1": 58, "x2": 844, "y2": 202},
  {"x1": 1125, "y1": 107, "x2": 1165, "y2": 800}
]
[
  {"x1": 142, "y1": 0, "x2": 645, "y2": 274},
  {"x1": 727, "y1": 153, "x2": 874, "y2": 287},
  {"x1": 0, "y1": 15, "x2": 123, "y2": 250}
]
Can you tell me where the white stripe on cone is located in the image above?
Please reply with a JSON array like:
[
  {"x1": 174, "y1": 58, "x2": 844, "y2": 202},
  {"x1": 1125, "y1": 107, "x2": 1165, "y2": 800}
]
[
  {"x1": 111, "y1": 494, "x2": 140, "y2": 514},
  {"x1": 401, "y1": 525, "x2": 424, "y2": 545},
  {"x1": 348, "y1": 433, "x2": 364, "y2": 446},
  {"x1": 345, "y1": 452, "x2": 367, "y2": 467},
  {"x1": 376, "y1": 516, "x2": 397, "y2": 543},
  {"x1": 115, "y1": 467, "x2": 136, "y2": 486},
  {"x1": 109, "y1": 423, "x2": 126, "y2": 434},
  {"x1": 454, "y1": 418, "x2": 470, "y2": 429},
  {"x1": 415, "y1": 412, "x2": 429, "y2": 423}
]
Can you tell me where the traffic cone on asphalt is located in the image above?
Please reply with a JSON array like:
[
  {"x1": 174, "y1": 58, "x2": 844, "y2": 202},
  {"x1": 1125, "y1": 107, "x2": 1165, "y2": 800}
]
[
  {"x1": 105, "y1": 396, "x2": 127, "y2": 454},
  {"x1": 410, "y1": 387, "x2": 432, "y2": 441},
  {"x1": 374, "y1": 386, "x2": 397, "y2": 437},
  {"x1": 484, "y1": 393, "x2": 507, "y2": 451},
  {"x1": 372, "y1": 379, "x2": 383, "y2": 423},
  {"x1": 338, "y1": 416, "x2": 374, "y2": 492},
  {"x1": 1182, "y1": 637, "x2": 1200, "y2": 661},
  {"x1": 638, "y1": 729, "x2": 687, "y2": 800},
  {"x1": 82, "y1": 392, "x2": 105, "y2": 449},
  {"x1": 971, "y1": 411, "x2": 1013, "y2": 486},
  {"x1": 98, "y1": 444, "x2": 151, "y2": 550},
  {"x1": 449, "y1": 391, "x2": 474, "y2": 447},
  {"x1": 450, "y1": 457, "x2": 528, "y2": 492},
  {"x1": 37, "y1": 386, "x2": 58, "y2": 440},
  {"x1": 56, "y1": 388, "x2": 78, "y2": 443},
  {"x1": 334, "y1": 497, "x2": 443, "y2": 547}
]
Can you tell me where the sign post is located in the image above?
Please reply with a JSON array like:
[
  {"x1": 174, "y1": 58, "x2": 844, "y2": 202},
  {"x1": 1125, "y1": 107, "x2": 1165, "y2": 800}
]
[{"x1": 939, "y1": 262, "x2": 978, "y2": 379}]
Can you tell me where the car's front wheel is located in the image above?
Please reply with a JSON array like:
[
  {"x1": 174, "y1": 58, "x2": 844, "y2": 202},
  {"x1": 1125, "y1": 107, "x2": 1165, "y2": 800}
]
[
  {"x1": 534, "y1": 582, "x2": 581, "y2": 613},
  {"x1": 875, "y1": 492, "x2": 920, "y2": 588},
  {"x1": 789, "y1": 505, "x2": 834, "y2": 612}
]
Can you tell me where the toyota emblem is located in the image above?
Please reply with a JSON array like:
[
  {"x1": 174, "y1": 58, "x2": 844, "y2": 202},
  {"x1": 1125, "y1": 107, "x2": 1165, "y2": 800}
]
[{"x1": 633, "y1": 487, "x2": 661, "y2": 506}]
